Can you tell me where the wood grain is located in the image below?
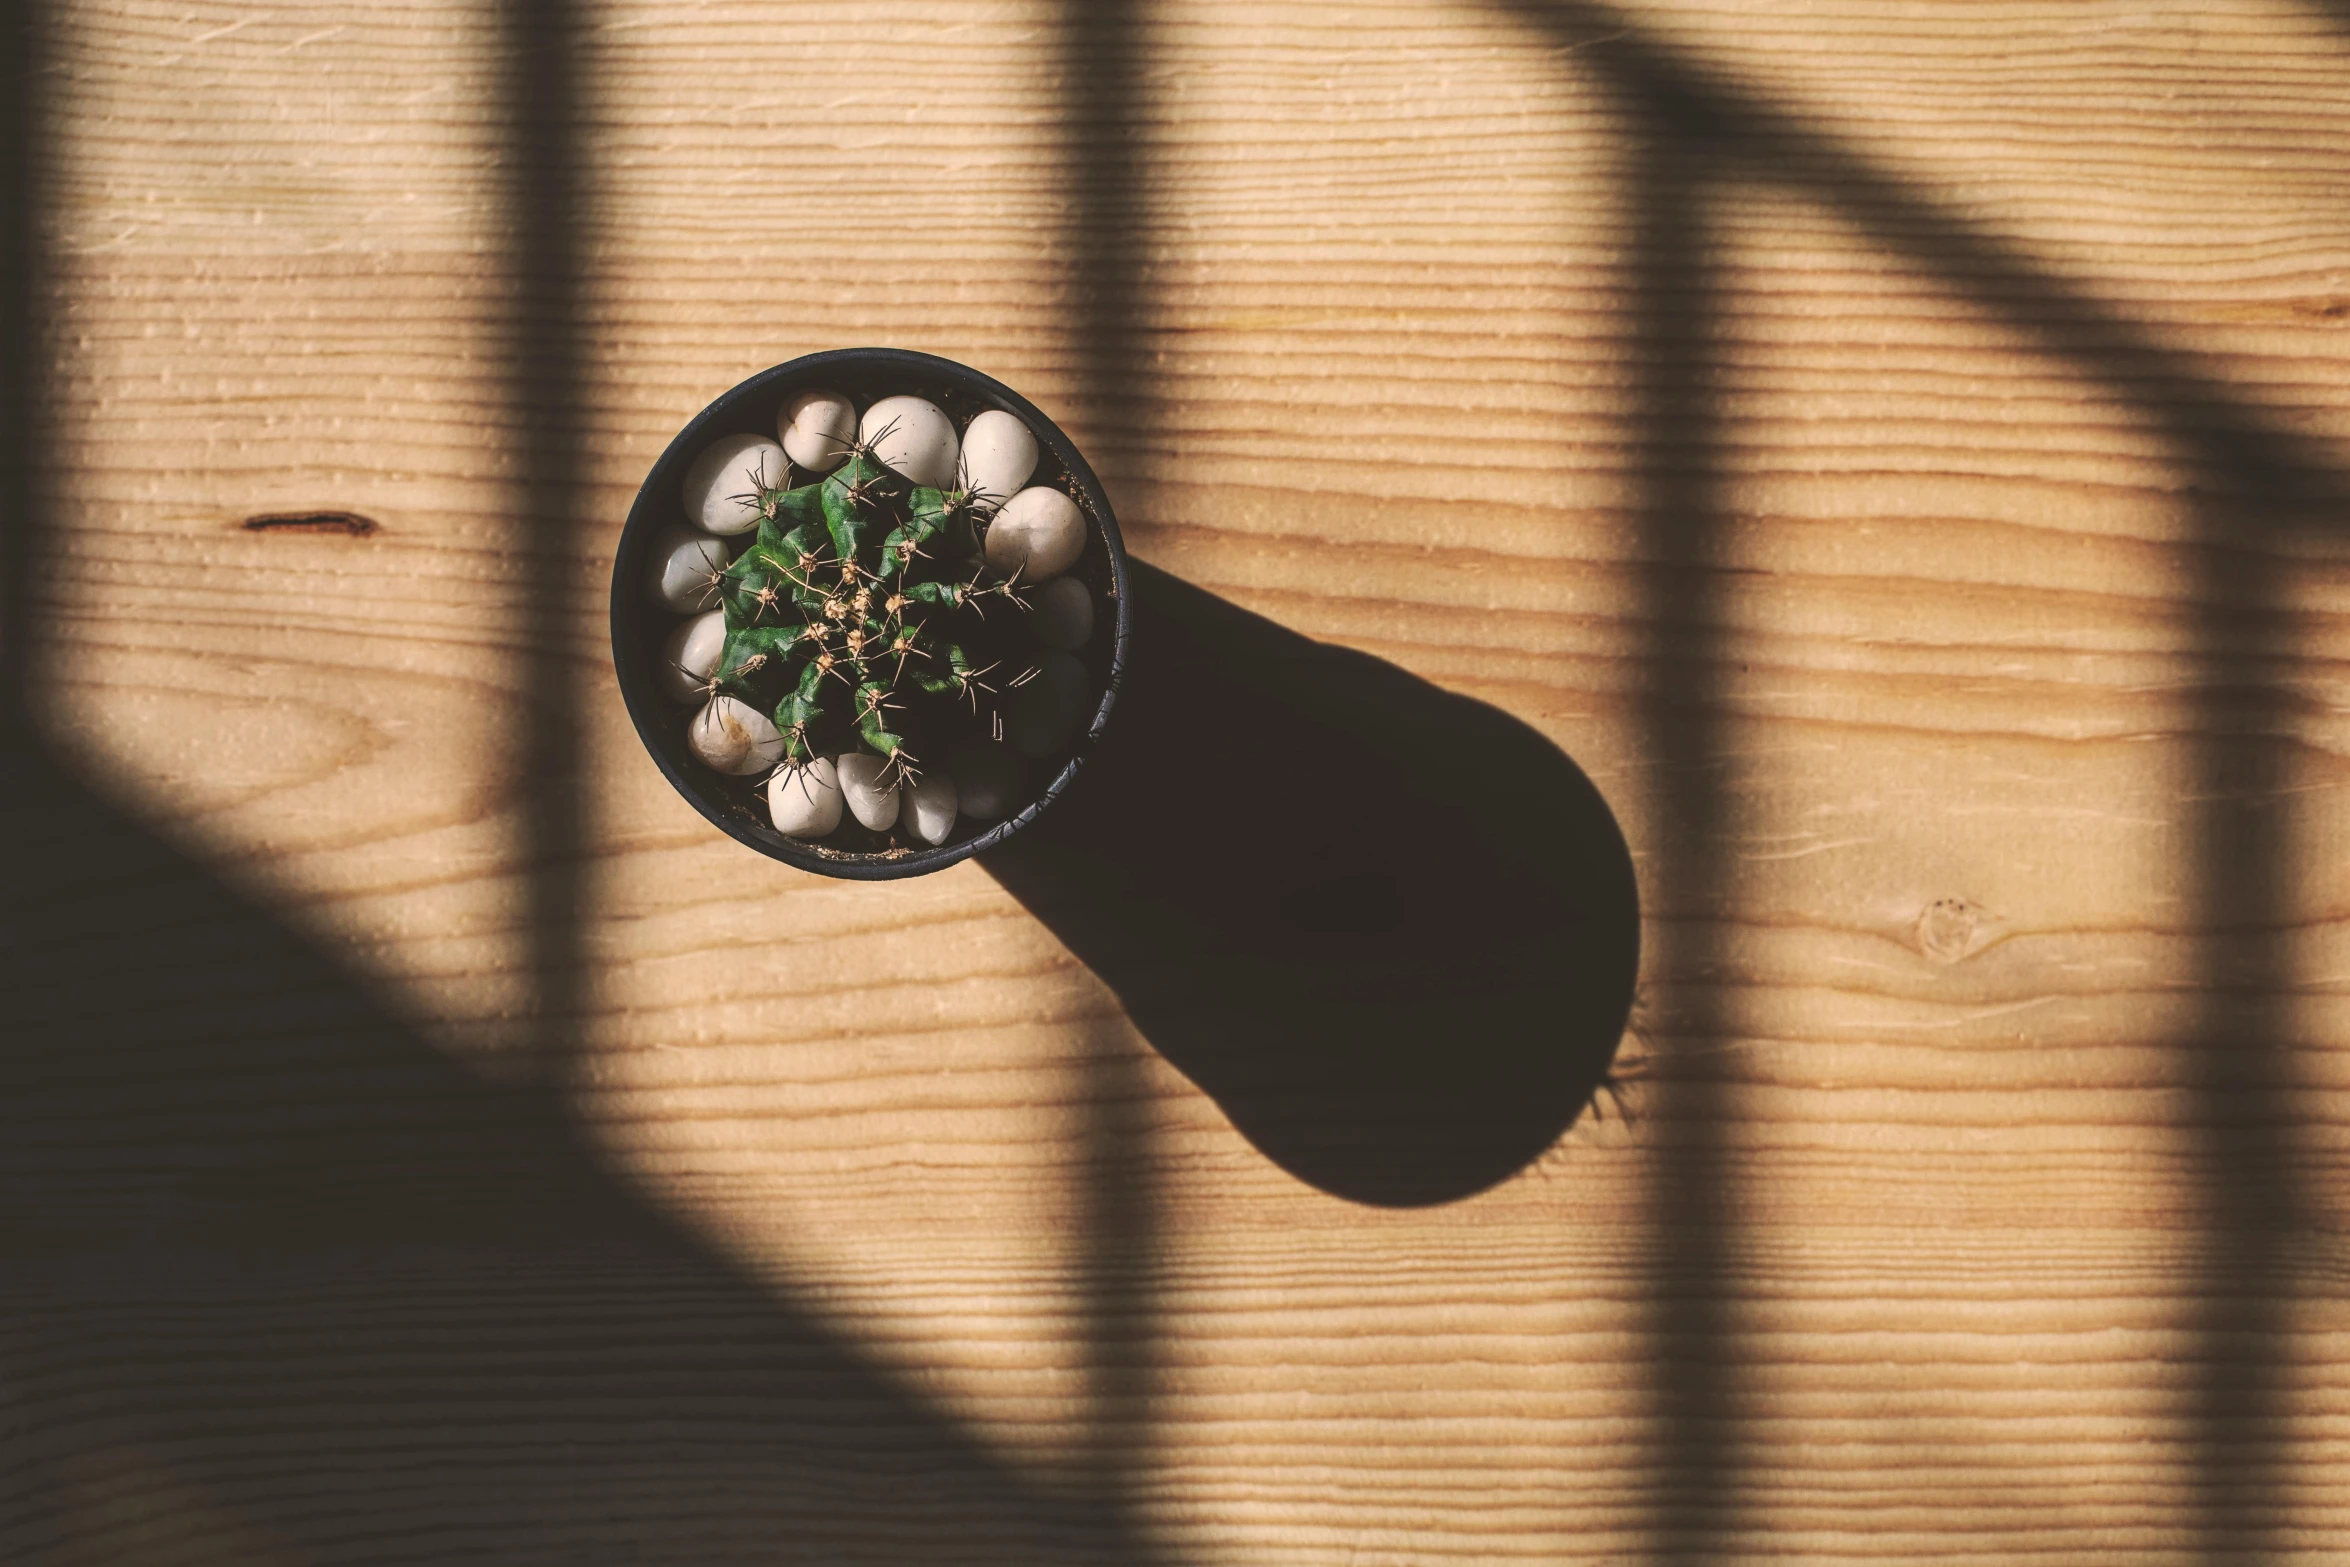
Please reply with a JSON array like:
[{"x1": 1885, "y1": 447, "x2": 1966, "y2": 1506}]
[{"x1": 9, "y1": 0, "x2": 2350, "y2": 1561}]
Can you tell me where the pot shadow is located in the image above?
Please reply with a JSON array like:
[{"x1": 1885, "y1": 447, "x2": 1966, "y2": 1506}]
[
  {"x1": 0, "y1": 732, "x2": 1144, "y2": 1565},
  {"x1": 982, "y1": 562, "x2": 1640, "y2": 1208}
]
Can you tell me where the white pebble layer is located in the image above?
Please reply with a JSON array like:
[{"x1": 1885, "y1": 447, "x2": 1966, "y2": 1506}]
[
  {"x1": 690, "y1": 695, "x2": 784, "y2": 775},
  {"x1": 649, "y1": 527, "x2": 732, "y2": 613},
  {"x1": 658, "y1": 609, "x2": 727, "y2": 702},
  {"x1": 768, "y1": 755, "x2": 844, "y2": 838},
  {"x1": 1029, "y1": 576, "x2": 1094, "y2": 650},
  {"x1": 778, "y1": 388, "x2": 857, "y2": 472},
  {"x1": 899, "y1": 771, "x2": 959, "y2": 846},
  {"x1": 983, "y1": 486, "x2": 1086, "y2": 582},
  {"x1": 836, "y1": 752, "x2": 902, "y2": 830},
  {"x1": 1006, "y1": 652, "x2": 1090, "y2": 758},
  {"x1": 957, "y1": 409, "x2": 1038, "y2": 509},
  {"x1": 681, "y1": 433, "x2": 786, "y2": 535},
  {"x1": 951, "y1": 744, "x2": 1020, "y2": 821},
  {"x1": 859, "y1": 395, "x2": 958, "y2": 489}
]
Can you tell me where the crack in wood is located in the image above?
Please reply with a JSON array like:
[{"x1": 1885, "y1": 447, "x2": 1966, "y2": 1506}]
[{"x1": 242, "y1": 510, "x2": 379, "y2": 537}]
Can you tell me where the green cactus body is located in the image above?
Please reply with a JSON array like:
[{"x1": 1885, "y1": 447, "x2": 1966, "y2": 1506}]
[{"x1": 712, "y1": 447, "x2": 1017, "y2": 781}]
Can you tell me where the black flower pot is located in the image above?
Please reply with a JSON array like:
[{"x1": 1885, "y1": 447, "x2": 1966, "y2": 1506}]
[{"x1": 611, "y1": 348, "x2": 1131, "y2": 879}]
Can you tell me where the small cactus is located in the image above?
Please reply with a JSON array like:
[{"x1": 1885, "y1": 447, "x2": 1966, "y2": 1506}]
[
  {"x1": 705, "y1": 429, "x2": 1031, "y2": 794},
  {"x1": 646, "y1": 383, "x2": 1104, "y2": 855}
]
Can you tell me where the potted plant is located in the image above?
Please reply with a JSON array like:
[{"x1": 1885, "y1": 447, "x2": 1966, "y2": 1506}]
[{"x1": 611, "y1": 349, "x2": 1130, "y2": 877}]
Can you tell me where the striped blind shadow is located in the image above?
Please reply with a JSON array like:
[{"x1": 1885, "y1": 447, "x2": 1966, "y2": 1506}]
[
  {"x1": 0, "y1": 0, "x2": 48, "y2": 712},
  {"x1": 0, "y1": 0, "x2": 1146, "y2": 1560},
  {"x1": 1045, "y1": 0, "x2": 1165, "y2": 1543},
  {"x1": 996, "y1": 4, "x2": 1642, "y2": 1549},
  {"x1": 1615, "y1": 112, "x2": 1741, "y2": 1565},
  {"x1": 1497, "y1": 2, "x2": 2349, "y2": 1560},
  {"x1": 499, "y1": 0, "x2": 589, "y2": 1094},
  {"x1": 0, "y1": 740, "x2": 1146, "y2": 1563},
  {"x1": 1022, "y1": 0, "x2": 1640, "y2": 1206}
]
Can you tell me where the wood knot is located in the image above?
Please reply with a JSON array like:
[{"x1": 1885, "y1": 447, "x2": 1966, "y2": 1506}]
[
  {"x1": 242, "y1": 510, "x2": 379, "y2": 536},
  {"x1": 1915, "y1": 897, "x2": 1982, "y2": 965}
]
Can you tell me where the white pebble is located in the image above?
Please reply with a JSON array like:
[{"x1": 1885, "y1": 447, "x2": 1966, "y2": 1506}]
[
  {"x1": 767, "y1": 755, "x2": 844, "y2": 838},
  {"x1": 658, "y1": 609, "x2": 726, "y2": 702},
  {"x1": 777, "y1": 387, "x2": 856, "y2": 472},
  {"x1": 1030, "y1": 576, "x2": 1094, "y2": 651},
  {"x1": 983, "y1": 486, "x2": 1087, "y2": 582},
  {"x1": 899, "y1": 771, "x2": 959, "y2": 846},
  {"x1": 681, "y1": 433, "x2": 786, "y2": 536},
  {"x1": 951, "y1": 745, "x2": 1020, "y2": 821},
  {"x1": 859, "y1": 395, "x2": 958, "y2": 489},
  {"x1": 1006, "y1": 652, "x2": 1090, "y2": 758},
  {"x1": 690, "y1": 695, "x2": 783, "y2": 775},
  {"x1": 835, "y1": 751, "x2": 901, "y2": 831},
  {"x1": 956, "y1": 409, "x2": 1038, "y2": 507},
  {"x1": 649, "y1": 526, "x2": 731, "y2": 613}
]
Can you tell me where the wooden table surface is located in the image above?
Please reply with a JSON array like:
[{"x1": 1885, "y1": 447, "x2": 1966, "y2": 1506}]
[{"x1": 8, "y1": 0, "x2": 2350, "y2": 1561}]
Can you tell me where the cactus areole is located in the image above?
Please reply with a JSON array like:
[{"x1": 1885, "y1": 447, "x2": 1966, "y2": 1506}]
[{"x1": 611, "y1": 349, "x2": 1130, "y2": 879}]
